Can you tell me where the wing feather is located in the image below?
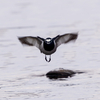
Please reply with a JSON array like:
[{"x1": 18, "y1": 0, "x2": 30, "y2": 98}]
[
  {"x1": 18, "y1": 36, "x2": 42, "y2": 49},
  {"x1": 55, "y1": 33, "x2": 78, "y2": 47}
]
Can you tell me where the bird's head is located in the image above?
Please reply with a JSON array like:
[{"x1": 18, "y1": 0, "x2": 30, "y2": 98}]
[{"x1": 45, "y1": 38, "x2": 52, "y2": 44}]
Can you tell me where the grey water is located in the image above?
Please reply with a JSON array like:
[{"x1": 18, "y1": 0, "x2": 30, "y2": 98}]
[{"x1": 0, "y1": 0, "x2": 100, "y2": 100}]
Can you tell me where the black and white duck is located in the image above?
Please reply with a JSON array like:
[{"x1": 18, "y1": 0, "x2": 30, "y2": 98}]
[{"x1": 18, "y1": 33, "x2": 78, "y2": 62}]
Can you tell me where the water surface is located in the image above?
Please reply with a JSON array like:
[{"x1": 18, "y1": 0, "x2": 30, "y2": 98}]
[{"x1": 0, "y1": 0, "x2": 100, "y2": 100}]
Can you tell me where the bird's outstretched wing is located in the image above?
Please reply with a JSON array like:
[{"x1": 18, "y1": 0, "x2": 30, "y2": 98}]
[
  {"x1": 18, "y1": 36, "x2": 42, "y2": 49},
  {"x1": 55, "y1": 33, "x2": 78, "y2": 47}
]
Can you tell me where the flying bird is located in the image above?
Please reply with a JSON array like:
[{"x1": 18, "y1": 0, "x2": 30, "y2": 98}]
[{"x1": 18, "y1": 33, "x2": 78, "y2": 62}]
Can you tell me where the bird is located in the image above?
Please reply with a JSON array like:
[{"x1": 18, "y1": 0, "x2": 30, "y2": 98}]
[{"x1": 18, "y1": 33, "x2": 78, "y2": 62}]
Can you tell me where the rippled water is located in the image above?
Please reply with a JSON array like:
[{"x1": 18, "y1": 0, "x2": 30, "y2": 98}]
[{"x1": 0, "y1": 0, "x2": 100, "y2": 100}]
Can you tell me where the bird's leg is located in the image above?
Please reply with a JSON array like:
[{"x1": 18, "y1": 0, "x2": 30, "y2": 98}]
[{"x1": 45, "y1": 55, "x2": 51, "y2": 62}]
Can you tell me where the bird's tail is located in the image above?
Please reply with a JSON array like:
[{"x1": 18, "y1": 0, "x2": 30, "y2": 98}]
[{"x1": 45, "y1": 55, "x2": 51, "y2": 62}]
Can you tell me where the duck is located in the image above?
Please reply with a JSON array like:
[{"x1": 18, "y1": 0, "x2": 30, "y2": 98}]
[{"x1": 18, "y1": 32, "x2": 78, "y2": 62}]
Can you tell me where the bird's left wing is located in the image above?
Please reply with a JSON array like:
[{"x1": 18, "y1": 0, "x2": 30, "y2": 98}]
[
  {"x1": 18, "y1": 36, "x2": 42, "y2": 49},
  {"x1": 55, "y1": 33, "x2": 78, "y2": 47}
]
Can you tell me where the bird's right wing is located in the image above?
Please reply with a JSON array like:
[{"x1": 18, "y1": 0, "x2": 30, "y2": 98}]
[{"x1": 18, "y1": 36, "x2": 42, "y2": 49}]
